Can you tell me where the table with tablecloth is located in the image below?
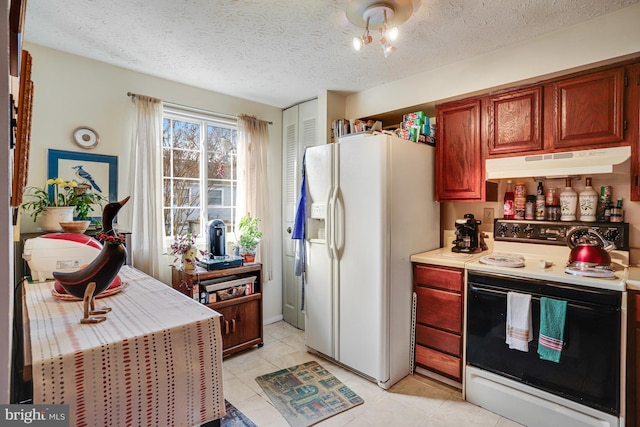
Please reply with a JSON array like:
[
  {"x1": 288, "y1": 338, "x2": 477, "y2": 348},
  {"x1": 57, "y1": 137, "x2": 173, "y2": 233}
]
[{"x1": 23, "y1": 265, "x2": 225, "y2": 426}]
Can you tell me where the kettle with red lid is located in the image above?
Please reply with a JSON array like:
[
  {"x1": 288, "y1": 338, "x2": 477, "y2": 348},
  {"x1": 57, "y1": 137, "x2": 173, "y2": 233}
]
[{"x1": 566, "y1": 226, "x2": 615, "y2": 267}]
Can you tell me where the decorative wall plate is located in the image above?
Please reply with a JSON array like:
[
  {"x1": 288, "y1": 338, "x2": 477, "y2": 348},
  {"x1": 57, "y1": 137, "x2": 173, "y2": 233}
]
[{"x1": 73, "y1": 126, "x2": 99, "y2": 149}]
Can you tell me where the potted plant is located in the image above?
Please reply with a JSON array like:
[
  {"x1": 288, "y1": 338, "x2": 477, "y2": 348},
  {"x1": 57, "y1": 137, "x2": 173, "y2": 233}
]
[
  {"x1": 169, "y1": 232, "x2": 204, "y2": 271},
  {"x1": 237, "y1": 214, "x2": 262, "y2": 263},
  {"x1": 21, "y1": 178, "x2": 107, "y2": 231}
]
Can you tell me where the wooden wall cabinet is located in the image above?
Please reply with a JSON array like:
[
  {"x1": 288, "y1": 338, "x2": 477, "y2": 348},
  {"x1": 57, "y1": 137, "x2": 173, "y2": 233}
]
[
  {"x1": 553, "y1": 67, "x2": 626, "y2": 149},
  {"x1": 487, "y1": 86, "x2": 543, "y2": 156},
  {"x1": 413, "y1": 263, "x2": 464, "y2": 382},
  {"x1": 629, "y1": 63, "x2": 640, "y2": 201},
  {"x1": 172, "y1": 263, "x2": 264, "y2": 357},
  {"x1": 436, "y1": 98, "x2": 484, "y2": 201}
]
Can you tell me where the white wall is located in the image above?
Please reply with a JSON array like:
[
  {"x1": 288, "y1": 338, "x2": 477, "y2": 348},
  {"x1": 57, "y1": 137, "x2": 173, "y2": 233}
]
[
  {"x1": 20, "y1": 43, "x2": 284, "y2": 323},
  {"x1": 345, "y1": 3, "x2": 640, "y2": 119}
]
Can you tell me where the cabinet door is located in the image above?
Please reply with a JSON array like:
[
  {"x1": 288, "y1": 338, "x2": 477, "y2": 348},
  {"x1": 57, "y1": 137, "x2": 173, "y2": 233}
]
[
  {"x1": 629, "y1": 63, "x2": 640, "y2": 201},
  {"x1": 553, "y1": 67, "x2": 625, "y2": 149},
  {"x1": 414, "y1": 264, "x2": 463, "y2": 292},
  {"x1": 415, "y1": 286, "x2": 461, "y2": 333},
  {"x1": 487, "y1": 86, "x2": 542, "y2": 155},
  {"x1": 436, "y1": 99, "x2": 484, "y2": 201},
  {"x1": 216, "y1": 297, "x2": 261, "y2": 350}
]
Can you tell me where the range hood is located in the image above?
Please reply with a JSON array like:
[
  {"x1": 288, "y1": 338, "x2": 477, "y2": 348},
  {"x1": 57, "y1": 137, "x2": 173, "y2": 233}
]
[{"x1": 485, "y1": 146, "x2": 631, "y2": 179}]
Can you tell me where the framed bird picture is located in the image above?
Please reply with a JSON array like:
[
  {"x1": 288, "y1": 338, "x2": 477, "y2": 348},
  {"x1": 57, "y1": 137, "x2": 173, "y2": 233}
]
[{"x1": 48, "y1": 149, "x2": 118, "y2": 203}]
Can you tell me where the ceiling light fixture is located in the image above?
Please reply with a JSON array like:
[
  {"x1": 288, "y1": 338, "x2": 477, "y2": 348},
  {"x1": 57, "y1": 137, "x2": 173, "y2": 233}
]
[{"x1": 346, "y1": 0, "x2": 418, "y2": 58}]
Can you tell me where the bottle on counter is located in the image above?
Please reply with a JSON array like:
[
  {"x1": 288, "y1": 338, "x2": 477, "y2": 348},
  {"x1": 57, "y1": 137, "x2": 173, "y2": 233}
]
[
  {"x1": 604, "y1": 201, "x2": 612, "y2": 222},
  {"x1": 514, "y1": 182, "x2": 526, "y2": 220},
  {"x1": 611, "y1": 198, "x2": 624, "y2": 223},
  {"x1": 560, "y1": 178, "x2": 577, "y2": 221},
  {"x1": 578, "y1": 177, "x2": 598, "y2": 222},
  {"x1": 535, "y1": 194, "x2": 546, "y2": 220},
  {"x1": 545, "y1": 187, "x2": 560, "y2": 221},
  {"x1": 525, "y1": 195, "x2": 535, "y2": 220},
  {"x1": 598, "y1": 185, "x2": 612, "y2": 222},
  {"x1": 503, "y1": 180, "x2": 514, "y2": 219}
]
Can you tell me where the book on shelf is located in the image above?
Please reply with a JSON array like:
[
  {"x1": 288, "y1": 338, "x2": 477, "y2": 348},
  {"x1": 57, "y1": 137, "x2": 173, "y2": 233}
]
[{"x1": 331, "y1": 118, "x2": 382, "y2": 141}]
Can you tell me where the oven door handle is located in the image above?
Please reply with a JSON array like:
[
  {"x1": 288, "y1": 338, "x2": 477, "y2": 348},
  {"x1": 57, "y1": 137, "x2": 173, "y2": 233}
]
[{"x1": 468, "y1": 285, "x2": 620, "y2": 312}]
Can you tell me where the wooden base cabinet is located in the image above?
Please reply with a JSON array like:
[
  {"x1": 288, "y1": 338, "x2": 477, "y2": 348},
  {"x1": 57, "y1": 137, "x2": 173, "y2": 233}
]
[
  {"x1": 628, "y1": 290, "x2": 639, "y2": 426},
  {"x1": 171, "y1": 264, "x2": 264, "y2": 357},
  {"x1": 413, "y1": 263, "x2": 464, "y2": 382}
]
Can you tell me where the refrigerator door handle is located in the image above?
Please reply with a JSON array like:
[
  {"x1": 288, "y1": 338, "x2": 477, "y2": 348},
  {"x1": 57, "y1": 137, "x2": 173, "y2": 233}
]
[
  {"x1": 334, "y1": 189, "x2": 345, "y2": 258},
  {"x1": 328, "y1": 185, "x2": 340, "y2": 260},
  {"x1": 326, "y1": 186, "x2": 334, "y2": 260}
]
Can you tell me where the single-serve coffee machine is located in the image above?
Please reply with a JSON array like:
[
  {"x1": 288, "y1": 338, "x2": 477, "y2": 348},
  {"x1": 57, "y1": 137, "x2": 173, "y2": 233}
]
[{"x1": 452, "y1": 213, "x2": 486, "y2": 253}]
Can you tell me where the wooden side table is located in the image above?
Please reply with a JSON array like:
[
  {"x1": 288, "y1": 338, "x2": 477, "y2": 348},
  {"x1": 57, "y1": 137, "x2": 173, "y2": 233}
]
[{"x1": 172, "y1": 263, "x2": 264, "y2": 357}]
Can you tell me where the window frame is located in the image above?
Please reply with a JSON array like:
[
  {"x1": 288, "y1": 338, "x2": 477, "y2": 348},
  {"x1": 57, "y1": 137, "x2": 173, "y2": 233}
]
[{"x1": 162, "y1": 106, "x2": 238, "y2": 248}]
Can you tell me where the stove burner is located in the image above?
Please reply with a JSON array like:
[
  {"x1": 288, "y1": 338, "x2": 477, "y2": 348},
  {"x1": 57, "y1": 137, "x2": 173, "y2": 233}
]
[
  {"x1": 565, "y1": 265, "x2": 616, "y2": 278},
  {"x1": 479, "y1": 253, "x2": 525, "y2": 268}
]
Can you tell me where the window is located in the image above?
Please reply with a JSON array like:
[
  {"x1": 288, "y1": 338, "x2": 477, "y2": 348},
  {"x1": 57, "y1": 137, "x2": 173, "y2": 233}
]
[{"x1": 162, "y1": 107, "x2": 238, "y2": 239}]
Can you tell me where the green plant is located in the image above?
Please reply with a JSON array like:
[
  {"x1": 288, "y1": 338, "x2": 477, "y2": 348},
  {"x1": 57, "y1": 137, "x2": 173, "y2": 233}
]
[
  {"x1": 21, "y1": 178, "x2": 107, "y2": 222},
  {"x1": 68, "y1": 184, "x2": 107, "y2": 220},
  {"x1": 237, "y1": 214, "x2": 262, "y2": 254}
]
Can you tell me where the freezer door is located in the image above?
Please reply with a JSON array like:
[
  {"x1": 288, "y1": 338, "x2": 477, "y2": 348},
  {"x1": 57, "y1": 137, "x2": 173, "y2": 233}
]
[
  {"x1": 335, "y1": 135, "x2": 387, "y2": 381},
  {"x1": 304, "y1": 144, "x2": 335, "y2": 358}
]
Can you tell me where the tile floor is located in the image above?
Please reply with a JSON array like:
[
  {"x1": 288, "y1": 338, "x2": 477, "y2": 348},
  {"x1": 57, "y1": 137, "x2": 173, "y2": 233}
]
[{"x1": 222, "y1": 321, "x2": 523, "y2": 426}]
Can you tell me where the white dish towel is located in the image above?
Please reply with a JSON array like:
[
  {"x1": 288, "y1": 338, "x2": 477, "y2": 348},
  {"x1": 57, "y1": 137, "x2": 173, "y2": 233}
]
[{"x1": 506, "y1": 291, "x2": 533, "y2": 352}]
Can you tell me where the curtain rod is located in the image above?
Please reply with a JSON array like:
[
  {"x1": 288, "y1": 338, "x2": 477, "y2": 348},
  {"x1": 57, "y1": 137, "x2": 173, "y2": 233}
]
[{"x1": 126, "y1": 92, "x2": 273, "y2": 125}]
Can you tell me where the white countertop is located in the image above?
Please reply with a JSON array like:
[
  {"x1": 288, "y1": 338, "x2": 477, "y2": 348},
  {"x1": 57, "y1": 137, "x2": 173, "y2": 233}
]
[
  {"x1": 410, "y1": 247, "x2": 487, "y2": 269},
  {"x1": 411, "y1": 230, "x2": 492, "y2": 269},
  {"x1": 626, "y1": 266, "x2": 640, "y2": 291}
]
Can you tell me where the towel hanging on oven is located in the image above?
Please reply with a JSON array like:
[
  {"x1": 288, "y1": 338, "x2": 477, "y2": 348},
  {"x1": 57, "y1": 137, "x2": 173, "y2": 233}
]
[
  {"x1": 506, "y1": 291, "x2": 533, "y2": 352},
  {"x1": 537, "y1": 297, "x2": 568, "y2": 363}
]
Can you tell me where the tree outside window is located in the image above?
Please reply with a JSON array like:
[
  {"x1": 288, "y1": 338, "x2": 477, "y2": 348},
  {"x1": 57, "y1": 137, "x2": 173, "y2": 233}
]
[{"x1": 162, "y1": 109, "x2": 237, "y2": 240}]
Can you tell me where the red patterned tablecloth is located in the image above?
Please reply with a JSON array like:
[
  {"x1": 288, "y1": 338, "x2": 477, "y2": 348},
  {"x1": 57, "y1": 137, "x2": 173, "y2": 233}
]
[{"x1": 24, "y1": 265, "x2": 225, "y2": 426}]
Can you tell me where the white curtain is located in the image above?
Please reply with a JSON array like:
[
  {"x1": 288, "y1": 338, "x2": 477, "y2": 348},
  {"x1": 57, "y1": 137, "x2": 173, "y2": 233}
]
[
  {"x1": 128, "y1": 95, "x2": 164, "y2": 279},
  {"x1": 236, "y1": 114, "x2": 272, "y2": 280}
]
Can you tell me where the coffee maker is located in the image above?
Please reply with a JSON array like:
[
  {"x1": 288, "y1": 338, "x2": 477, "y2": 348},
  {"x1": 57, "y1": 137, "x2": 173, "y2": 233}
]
[
  {"x1": 208, "y1": 219, "x2": 226, "y2": 258},
  {"x1": 452, "y1": 213, "x2": 486, "y2": 253}
]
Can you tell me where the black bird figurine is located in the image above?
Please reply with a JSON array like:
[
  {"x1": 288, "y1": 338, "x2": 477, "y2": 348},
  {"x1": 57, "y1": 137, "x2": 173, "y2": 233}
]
[{"x1": 53, "y1": 196, "x2": 130, "y2": 323}]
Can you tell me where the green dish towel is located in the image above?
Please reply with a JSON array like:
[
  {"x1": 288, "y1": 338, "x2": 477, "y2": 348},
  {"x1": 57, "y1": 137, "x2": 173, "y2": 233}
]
[{"x1": 537, "y1": 297, "x2": 567, "y2": 363}]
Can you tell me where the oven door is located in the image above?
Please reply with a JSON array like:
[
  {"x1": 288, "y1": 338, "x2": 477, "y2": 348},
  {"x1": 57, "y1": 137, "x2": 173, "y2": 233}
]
[{"x1": 466, "y1": 272, "x2": 621, "y2": 415}]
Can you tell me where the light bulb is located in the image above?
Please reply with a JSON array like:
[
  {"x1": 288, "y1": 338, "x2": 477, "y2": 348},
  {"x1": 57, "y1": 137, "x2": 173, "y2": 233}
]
[
  {"x1": 381, "y1": 42, "x2": 396, "y2": 58},
  {"x1": 388, "y1": 27, "x2": 398, "y2": 41},
  {"x1": 353, "y1": 36, "x2": 362, "y2": 51}
]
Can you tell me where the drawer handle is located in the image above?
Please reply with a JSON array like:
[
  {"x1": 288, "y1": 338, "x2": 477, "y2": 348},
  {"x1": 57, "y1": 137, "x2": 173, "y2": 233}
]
[
  {"x1": 231, "y1": 318, "x2": 236, "y2": 332},
  {"x1": 224, "y1": 319, "x2": 229, "y2": 335}
]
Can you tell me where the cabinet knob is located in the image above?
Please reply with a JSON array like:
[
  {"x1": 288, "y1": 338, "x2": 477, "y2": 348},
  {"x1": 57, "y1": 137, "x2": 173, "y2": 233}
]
[
  {"x1": 287, "y1": 226, "x2": 292, "y2": 234},
  {"x1": 224, "y1": 319, "x2": 229, "y2": 335},
  {"x1": 231, "y1": 318, "x2": 236, "y2": 332}
]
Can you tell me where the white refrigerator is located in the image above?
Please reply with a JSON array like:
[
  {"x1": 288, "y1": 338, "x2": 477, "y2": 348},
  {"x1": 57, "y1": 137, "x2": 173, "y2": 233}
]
[{"x1": 304, "y1": 132, "x2": 439, "y2": 389}]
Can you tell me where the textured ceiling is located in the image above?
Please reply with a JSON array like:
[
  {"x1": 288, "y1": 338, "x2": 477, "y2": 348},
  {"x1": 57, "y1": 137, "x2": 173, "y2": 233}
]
[{"x1": 24, "y1": 0, "x2": 640, "y2": 109}]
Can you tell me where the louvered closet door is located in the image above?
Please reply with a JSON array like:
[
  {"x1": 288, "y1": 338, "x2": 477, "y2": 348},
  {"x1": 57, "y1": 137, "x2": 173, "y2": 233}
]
[{"x1": 282, "y1": 99, "x2": 318, "y2": 329}]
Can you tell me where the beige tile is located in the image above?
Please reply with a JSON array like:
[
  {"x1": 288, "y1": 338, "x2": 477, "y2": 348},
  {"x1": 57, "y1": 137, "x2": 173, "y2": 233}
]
[
  {"x1": 232, "y1": 394, "x2": 289, "y2": 427},
  {"x1": 222, "y1": 375, "x2": 259, "y2": 404},
  {"x1": 425, "y1": 398, "x2": 503, "y2": 427},
  {"x1": 221, "y1": 321, "x2": 527, "y2": 427}
]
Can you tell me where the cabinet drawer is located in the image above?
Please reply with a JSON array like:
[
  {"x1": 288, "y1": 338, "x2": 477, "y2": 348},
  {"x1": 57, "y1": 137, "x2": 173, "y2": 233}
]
[
  {"x1": 415, "y1": 287, "x2": 461, "y2": 333},
  {"x1": 415, "y1": 324, "x2": 461, "y2": 356},
  {"x1": 414, "y1": 265, "x2": 463, "y2": 292},
  {"x1": 635, "y1": 293, "x2": 640, "y2": 323},
  {"x1": 415, "y1": 344, "x2": 461, "y2": 381}
]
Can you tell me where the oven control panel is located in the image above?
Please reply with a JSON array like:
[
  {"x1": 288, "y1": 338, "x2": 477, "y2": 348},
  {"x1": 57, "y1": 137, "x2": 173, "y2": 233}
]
[{"x1": 494, "y1": 219, "x2": 629, "y2": 250}]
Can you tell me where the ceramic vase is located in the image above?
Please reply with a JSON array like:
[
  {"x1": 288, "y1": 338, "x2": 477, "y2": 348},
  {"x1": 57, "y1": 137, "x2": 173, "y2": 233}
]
[
  {"x1": 41, "y1": 206, "x2": 75, "y2": 232},
  {"x1": 182, "y1": 247, "x2": 198, "y2": 271}
]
